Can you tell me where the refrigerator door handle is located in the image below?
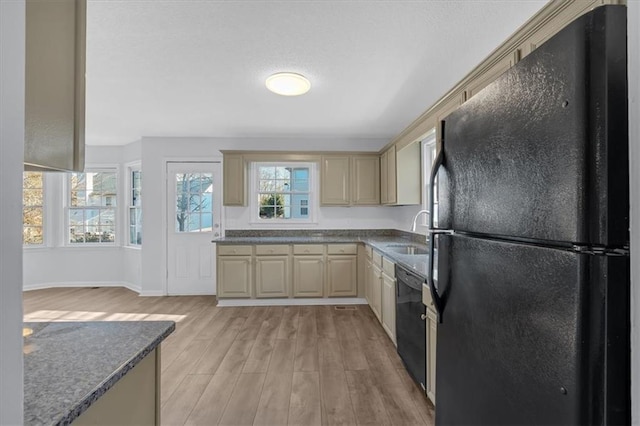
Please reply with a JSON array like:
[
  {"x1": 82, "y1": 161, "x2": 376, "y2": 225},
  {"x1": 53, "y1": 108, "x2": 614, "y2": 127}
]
[
  {"x1": 428, "y1": 233, "x2": 445, "y2": 324},
  {"x1": 428, "y1": 138, "x2": 445, "y2": 323},
  {"x1": 428, "y1": 138, "x2": 443, "y2": 233}
]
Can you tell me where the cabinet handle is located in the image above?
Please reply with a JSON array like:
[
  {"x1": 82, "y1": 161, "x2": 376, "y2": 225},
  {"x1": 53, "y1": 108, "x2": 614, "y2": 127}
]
[
  {"x1": 304, "y1": 249, "x2": 310, "y2": 253},
  {"x1": 339, "y1": 249, "x2": 345, "y2": 253},
  {"x1": 232, "y1": 249, "x2": 237, "y2": 254}
]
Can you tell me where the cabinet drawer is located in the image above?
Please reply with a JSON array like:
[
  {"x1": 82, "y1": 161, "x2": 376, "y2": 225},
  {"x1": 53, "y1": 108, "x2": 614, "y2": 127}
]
[
  {"x1": 293, "y1": 244, "x2": 324, "y2": 255},
  {"x1": 365, "y1": 245, "x2": 373, "y2": 258},
  {"x1": 218, "y1": 245, "x2": 252, "y2": 256},
  {"x1": 255, "y1": 245, "x2": 290, "y2": 256},
  {"x1": 382, "y1": 257, "x2": 395, "y2": 277},
  {"x1": 327, "y1": 244, "x2": 357, "y2": 255},
  {"x1": 372, "y1": 250, "x2": 383, "y2": 267}
]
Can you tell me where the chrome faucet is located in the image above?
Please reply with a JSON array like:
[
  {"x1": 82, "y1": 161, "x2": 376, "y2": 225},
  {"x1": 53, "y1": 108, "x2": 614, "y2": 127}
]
[{"x1": 410, "y1": 209, "x2": 430, "y2": 232}]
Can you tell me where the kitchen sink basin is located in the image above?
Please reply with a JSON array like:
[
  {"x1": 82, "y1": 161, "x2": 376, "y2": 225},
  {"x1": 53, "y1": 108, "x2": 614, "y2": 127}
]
[{"x1": 385, "y1": 244, "x2": 428, "y2": 255}]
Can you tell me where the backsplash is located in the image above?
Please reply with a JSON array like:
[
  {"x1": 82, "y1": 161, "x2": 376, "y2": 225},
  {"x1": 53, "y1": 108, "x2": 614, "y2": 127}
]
[{"x1": 225, "y1": 228, "x2": 426, "y2": 244}]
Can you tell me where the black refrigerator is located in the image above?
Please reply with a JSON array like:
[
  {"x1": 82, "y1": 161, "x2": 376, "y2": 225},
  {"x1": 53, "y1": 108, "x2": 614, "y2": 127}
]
[{"x1": 427, "y1": 5, "x2": 630, "y2": 425}]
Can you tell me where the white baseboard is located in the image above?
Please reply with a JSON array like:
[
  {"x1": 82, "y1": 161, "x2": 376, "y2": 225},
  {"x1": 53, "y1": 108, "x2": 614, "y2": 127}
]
[
  {"x1": 23, "y1": 281, "x2": 141, "y2": 294},
  {"x1": 138, "y1": 290, "x2": 167, "y2": 297},
  {"x1": 216, "y1": 297, "x2": 368, "y2": 307}
]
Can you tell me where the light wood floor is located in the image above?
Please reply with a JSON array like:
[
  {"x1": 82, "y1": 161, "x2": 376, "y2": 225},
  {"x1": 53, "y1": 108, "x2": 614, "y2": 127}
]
[{"x1": 24, "y1": 287, "x2": 435, "y2": 426}]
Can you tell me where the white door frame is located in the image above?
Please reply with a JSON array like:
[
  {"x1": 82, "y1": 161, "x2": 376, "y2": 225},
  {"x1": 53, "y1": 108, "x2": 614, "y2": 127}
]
[{"x1": 163, "y1": 158, "x2": 224, "y2": 295}]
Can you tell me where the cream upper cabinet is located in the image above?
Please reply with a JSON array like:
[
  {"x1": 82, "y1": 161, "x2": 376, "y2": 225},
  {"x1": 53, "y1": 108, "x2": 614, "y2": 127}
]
[
  {"x1": 321, "y1": 155, "x2": 380, "y2": 206},
  {"x1": 426, "y1": 307, "x2": 438, "y2": 404},
  {"x1": 293, "y1": 255, "x2": 324, "y2": 297},
  {"x1": 321, "y1": 155, "x2": 351, "y2": 205},
  {"x1": 351, "y1": 156, "x2": 380, "y2": 205},
  {"x1": 25, "y1": 0, "x2": 86, "y2": 172},
  {"x1": 381, "y1": 258, "x2": 396, "y2": 345},
  {"x1": 380, "y1": 147, "x2": 396, "y2": 204},
  {"x1": 217, "y1": 255, "x2": 252, "y2": 298},
  {"x1": 381, "y1": 143, "x2": 420, "y2": 206},
  {"x1": 223, "y1": 154, "x2": 246, "y2": 206}
]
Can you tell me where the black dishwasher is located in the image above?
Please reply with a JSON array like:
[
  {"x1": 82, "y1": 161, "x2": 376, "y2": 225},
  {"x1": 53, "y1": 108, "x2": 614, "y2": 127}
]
[{"x1": 395, "y1": 264, "x2": 426, "y2": 390}]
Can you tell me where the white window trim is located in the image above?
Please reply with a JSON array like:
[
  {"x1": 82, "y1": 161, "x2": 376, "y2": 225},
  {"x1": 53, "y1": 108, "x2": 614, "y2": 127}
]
[
  {"x1": 126, "y1": 162, "x2": 142, "y2": 248},
  {"x1": 249, "y1": 161, "x2": 318, "y2": 226},
  {"x1": 417, "y1": 129, "x2": 437, "y2": 233},
  {"x1": 64, "y1": 166, "x2": 120, "y2": 247}
]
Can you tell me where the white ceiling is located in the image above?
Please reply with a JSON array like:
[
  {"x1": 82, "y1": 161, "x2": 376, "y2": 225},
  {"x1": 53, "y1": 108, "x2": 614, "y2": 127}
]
[{"x1": 86, "y1": 0, "x2": 548, "y2": 147}]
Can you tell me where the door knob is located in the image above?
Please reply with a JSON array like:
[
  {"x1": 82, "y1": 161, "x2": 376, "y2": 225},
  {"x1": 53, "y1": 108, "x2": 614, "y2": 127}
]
[{"x1": 420, "y1": 314, "x2": 427, "y2": 321}]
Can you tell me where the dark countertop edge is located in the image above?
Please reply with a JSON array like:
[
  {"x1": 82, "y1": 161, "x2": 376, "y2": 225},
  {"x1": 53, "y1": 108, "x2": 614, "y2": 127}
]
[{"x1": 54, "y1": 322, "x2": 175, "y2": 426}]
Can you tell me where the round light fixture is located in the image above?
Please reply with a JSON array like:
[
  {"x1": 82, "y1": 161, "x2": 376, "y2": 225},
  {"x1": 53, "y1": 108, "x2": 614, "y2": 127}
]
[{"x1": 265, "y1": 72, "x2": 311, "y2": 96}]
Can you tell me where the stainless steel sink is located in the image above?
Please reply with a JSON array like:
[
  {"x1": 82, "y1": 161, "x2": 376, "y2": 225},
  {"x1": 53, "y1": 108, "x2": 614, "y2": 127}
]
[{"x1": 385, "y1": 244, "x2": 428, "y2": 255}]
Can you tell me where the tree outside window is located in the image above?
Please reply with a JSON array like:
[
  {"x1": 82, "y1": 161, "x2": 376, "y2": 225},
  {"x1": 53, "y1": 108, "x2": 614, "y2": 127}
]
[
  {"x1": 23, "y1": 172, "x2": 44, "y2": 245},
  {"x1": 175, "y1": 173, "x2": 213, "y2": 232}
]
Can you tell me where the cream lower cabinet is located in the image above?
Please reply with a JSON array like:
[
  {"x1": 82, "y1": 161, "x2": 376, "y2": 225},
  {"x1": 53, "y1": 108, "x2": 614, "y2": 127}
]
[
  {"x1": 217, "y1": 243, "x2": 360, "y2": 299},
  {"x1": 292, "y1": 255, "x2": 325, "y2": 297},
  {"x1": 326, "y1": 255, "x2": 357, "y2": 297},
  {"x1": 255, "y1": 256, "x2": 290, "y2": 298},
  {"x1": 364, "y1": 247, "x2": 373, "y2": 304},
  {"x1": 255, "y1": 245, "x2": 290, "y2": 298},
  {"x1": 326, "y1": 244, "x2": 358, "y2": 297},
  {"x1": 381, "y1": 257, "x2": 397, "y2": 345},
  {"x1": 426, "y1": 307, "x2": 437, "y2": 404},
  {"x1": 370, "y1": 261, "x2": 383, "y2": 322},
  {"x1": 217, "y1": 245, "x2": 253, "y2": 298},
  {"x1": 74, "y1": 348, "x2": 159, "y2": 425}
]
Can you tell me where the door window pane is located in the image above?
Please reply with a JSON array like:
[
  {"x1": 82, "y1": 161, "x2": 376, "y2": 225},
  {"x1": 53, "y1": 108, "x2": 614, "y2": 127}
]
[{"x1": 174, "y1": 173, "x2": 214, "y2": 232}]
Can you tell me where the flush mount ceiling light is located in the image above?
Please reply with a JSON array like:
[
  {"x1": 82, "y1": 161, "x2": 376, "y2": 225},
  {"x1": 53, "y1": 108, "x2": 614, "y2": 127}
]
[{"x1": 265, "y1": 72, "x2": 311, "y2": 96}]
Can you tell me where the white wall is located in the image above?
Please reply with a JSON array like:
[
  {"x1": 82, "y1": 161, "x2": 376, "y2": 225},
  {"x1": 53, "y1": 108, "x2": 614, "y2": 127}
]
[
  {"x1": 23, "y1": 146, "x2": 132, "y2": 291},
  {"x1": 628, "y1": 1, "x2": 639, "y2": 423},
  {"x1": 0, "y1": 1, "x2": 25, "y2": 423},
  {"x1": 138, "y1": 136, "x2": 391, "y2": 295}
]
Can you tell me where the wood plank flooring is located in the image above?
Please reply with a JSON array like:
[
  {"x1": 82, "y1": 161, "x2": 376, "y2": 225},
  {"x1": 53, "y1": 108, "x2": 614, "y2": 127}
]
[{"x1": 23, "y1": 287, "x2": 435, "y2": 426}]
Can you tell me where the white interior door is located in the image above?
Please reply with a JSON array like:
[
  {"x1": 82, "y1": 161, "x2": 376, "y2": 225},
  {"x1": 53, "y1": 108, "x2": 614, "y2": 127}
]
[{"x1": 167, "y1": 162, "x2": 222, "y2": 295}]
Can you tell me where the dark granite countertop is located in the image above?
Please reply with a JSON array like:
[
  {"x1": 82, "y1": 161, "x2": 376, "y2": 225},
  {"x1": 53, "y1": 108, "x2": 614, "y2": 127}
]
[
  {"x1": 217, "y1": 229, "x2": 431, "y2": 280},
  {"x1": 23, "y1": 321, "x2": 175, "y2": 426}
]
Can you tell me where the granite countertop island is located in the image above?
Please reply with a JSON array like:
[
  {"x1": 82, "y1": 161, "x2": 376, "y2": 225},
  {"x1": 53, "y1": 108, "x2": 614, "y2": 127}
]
[
  {"x1": 23, "y1": 321, "x2": 175, "y2": 426},
  {"x1": 217, "y1": 229, "x2": 431, "y2": 279}
]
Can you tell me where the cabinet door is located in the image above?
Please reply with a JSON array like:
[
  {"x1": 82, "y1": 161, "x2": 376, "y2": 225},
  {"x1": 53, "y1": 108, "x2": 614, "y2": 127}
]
[
  {"x1": 426, "y1": 307, "x2": 438, "y2": 404},
  {"x1": 380, "y1": 151, "x2": 388, "y2": 204},
  {"x1": 381, "y1": 272, "x2": 397, "y2": 345},
  {"x1": 370, "y1": 264, "x2": 382, "y2": 321},
  {"x1": 25, "y1": 0, "x2": 86, "y2": 172},
  {"x1": 293, "y1": 256, "x2": 324, "y2": 297},
  {"x1": 386, "y1": 146, "x2": 397, "y2": 204},
  {"x1": 217, "y1": 256, "x2": 252, "y2": 298},
  {"x1": 351, "y1": 156, "x2": 380, "y2": 205},
  {"x1": 223, "y1": 154, "x2": 245, "y2": 206},
  {"x1": 365, "y1": 258, "x2": 372, "y2": 304},
  {"x1": 320, "y1": 156, "x2": 350, "y2": 205},
  {"x1": 255, "y1": 255, "x2": 290, "y2": 298},
  {"x1": 326, "y1": 255, "x2": 357, "y2": 297}
]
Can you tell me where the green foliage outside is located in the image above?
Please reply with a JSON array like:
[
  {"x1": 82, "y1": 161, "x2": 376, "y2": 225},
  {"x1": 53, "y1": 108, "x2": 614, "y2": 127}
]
[{"x1": 259, "y1": 193, "x2": 285, "y2": 218}]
